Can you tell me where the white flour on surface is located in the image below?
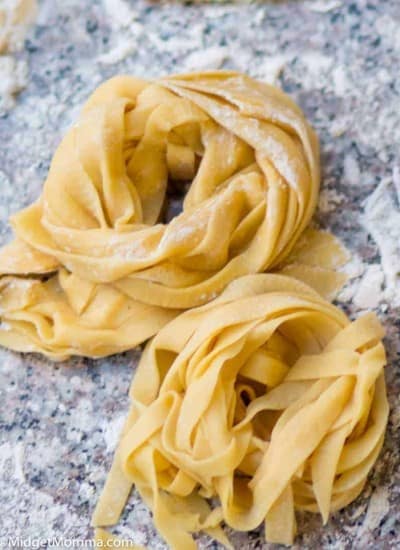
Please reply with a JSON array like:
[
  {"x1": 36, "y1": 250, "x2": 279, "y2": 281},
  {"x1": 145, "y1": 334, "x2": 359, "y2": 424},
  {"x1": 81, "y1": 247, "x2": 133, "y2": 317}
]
[
  {"x1": 0, "y1": 54, "x2": 27, "y2": 113},
  {"x1": 0, "y1": 0, "x2": 399, "y2": 546},
  {"x1": 0, "y1": 441, "x2": 25, "y2": 484},
  {"x1": 295, "y1": 52, "x2": 334, "y2": 90},
  {"x1": 98, "y1": 0, "x2": 142, "y2": 65},
  {"x1": 337, "y1": 254, "x2": 366, "y2": 303},
  {"x1": 375, "y1": 14, "x2": 400, "y2": 53},
  {"x1": 360, "y1": 487, "x2": 390, "y2": 535},
  {"x1": 183, "y1": 46, "x2": 229, "y2": 71},
  {"x1": 13, "y1": 441, "x2": 25, "y2": 483},
  {"x1": 103, "y1": 413, "x2": 125, "y2": 452},
  {"x1": 343, "y1": 153, "x2": 361, "y2": 186},
  {"x1": 102, "y1": 0, "x2": 137, "y2": 29},
  {"x1": 353, "y1": 264, "x2": 384, "y2": 309},
  {"x1": 254, "y1": 54, "x2": 292, "y2": 85},
  {"x1": 98, "y1": 36, "x2": 138, "y2": 65},
  {"x1": 0, "y1": 0, "x2": 36, "y2": 114},
  {"x1": 338, "y1": 170, "x2": 400, "y2": 310},
  {"x1": 331, "y1": 64, "x2": 351, "y2": 96},
  {"x1": 306, "y1": 0, "x2": 343, "y2": 12},
  {"x1": 362, "y1": 172, "x2": 400, "y2": 307}
]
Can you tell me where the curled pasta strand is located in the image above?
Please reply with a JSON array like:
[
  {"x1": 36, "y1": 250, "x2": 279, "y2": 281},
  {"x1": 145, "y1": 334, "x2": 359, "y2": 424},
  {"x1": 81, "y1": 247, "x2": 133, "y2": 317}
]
[
  {"x1": 93, "y1": 274, "x2": 388, "y2": 548},
  {"x1": 0, "y1": 72, "x2": 347, "y2": 359}
]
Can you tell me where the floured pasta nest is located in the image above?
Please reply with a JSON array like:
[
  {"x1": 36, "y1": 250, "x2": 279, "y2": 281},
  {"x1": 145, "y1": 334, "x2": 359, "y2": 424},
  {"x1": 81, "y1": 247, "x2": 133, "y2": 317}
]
[
  {"x1": 93, "y1": 274, "x2": 388, "y2": 548},
  {"x1": 0, "y1": 70, "x2": 389, "y2": 547},
  {"x1": 0, "y1": 71, "x2": 346, "y2": 359}
]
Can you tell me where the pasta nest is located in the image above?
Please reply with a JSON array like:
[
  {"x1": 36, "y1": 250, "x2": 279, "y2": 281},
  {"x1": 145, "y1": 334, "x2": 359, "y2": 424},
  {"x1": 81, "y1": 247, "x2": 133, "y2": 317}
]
[
  {"x1": 0, "y1": 71, "x2": 326, "y2": 358},
  {"x1": 93, "y1": 275, "x2": 388, "y2": 548}
]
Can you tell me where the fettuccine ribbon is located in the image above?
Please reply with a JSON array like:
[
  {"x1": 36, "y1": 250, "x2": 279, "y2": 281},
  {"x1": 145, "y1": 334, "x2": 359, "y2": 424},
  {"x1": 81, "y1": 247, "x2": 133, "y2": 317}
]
[
  {"x1": 0, "y1": 71, "x2": 348, "y2": 359},
  {"x1": 92, "y1": 274, "x2": 388, "y2": 548}
]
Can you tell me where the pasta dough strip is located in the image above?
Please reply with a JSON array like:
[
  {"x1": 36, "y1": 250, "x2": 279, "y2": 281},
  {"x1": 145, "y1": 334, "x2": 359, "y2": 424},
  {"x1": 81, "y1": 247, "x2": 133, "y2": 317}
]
[
  {"x1": 93, "y1": 274, "x2": 388, "y2": 548},
  {"x1": 0, "y1": 72, "x2": 347, "y2": 359}
]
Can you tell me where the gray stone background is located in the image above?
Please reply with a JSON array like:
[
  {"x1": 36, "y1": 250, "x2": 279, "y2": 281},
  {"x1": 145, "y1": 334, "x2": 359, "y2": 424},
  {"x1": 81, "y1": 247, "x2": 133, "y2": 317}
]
[{"x1": 0, "y1": 0, "x2": 400, "y2": 548}]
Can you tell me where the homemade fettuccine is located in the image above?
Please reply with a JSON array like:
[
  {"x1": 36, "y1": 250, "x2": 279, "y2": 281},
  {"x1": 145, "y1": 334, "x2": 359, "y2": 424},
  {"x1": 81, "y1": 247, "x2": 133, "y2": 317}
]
[
  {"x1": 0, "y1": 71, "x2": 347, "y2": 358},
  {"x1": 92, "y1": 274, "x2": 388, "y2": 548}
]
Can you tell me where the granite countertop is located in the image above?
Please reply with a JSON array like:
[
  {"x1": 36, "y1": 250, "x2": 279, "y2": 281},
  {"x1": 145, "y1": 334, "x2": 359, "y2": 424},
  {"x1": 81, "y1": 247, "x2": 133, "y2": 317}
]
[{"x1": 1, "y1": 0, "x2": 400, "y2": 548}]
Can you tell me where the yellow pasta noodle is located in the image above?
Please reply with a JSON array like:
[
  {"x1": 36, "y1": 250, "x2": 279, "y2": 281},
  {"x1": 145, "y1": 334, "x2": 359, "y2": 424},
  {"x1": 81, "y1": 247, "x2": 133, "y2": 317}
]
[
  {"x1": 0, "y1": 71, "x2": 347, "y2": 359},
  {"x1": 92, "y1": 274, "x2": 388, "y2": 548},
  {"x1": 0, "y1": 68, "x2": 386, "y2": 548}
]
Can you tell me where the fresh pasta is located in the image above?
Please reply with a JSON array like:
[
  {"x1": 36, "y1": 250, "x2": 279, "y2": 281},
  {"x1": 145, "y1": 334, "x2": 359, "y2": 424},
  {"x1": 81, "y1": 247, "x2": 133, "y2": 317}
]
[
  {"x1": 0, "y1": 69, "x2": 388, "y2": 547},
  {"x1": 92, "y1": 274, "x2": 388, "y2": 548},
  {"x1": 0, "y1": 71, "x2": 347, "y2": 359}
]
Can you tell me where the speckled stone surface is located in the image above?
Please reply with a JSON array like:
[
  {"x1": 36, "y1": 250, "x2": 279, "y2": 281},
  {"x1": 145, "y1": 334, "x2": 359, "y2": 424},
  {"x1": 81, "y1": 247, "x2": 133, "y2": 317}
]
[{"x1": 1, "y1": 0, "x2": 400, "y2": 548}]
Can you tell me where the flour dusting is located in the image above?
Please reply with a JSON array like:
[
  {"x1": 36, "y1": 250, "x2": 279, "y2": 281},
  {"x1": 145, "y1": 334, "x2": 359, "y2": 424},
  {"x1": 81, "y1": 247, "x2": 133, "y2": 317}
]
[
  {"x1": 102, "y1": 0, "x2": 137, "y2": 29},
  {"x1": 306, "y1": 0, "x2": 343, "y2": 12},
  {"x1": 255, "y1": 54, "x2": 291, "y2": 85},
  {"x1": 98, "y1": 37, "x2": 137, "y2": 65},
  {"x1": 98, "y1": 0, "x2": 142, "y2": 65},
  {"x1": 353, "y1": 264, "x2": 384, "y2": 309},
  {"x1": 0, "y1": 0, "x2": 398, "y2": 546},
  {"x1": 183, "y1": 46, "x2": 229, "y2": 71},
  {"x1": 0, "y1": 0, "x2": 36, "y2": 114},
  {"x1": 14, "y1": 441, "x2": 25, "y2": 483},
  {"x1": 103, "y1": 414, "x2": 125, "y2": 452},
  {"x1": 332, "y1": 64, "x2": 351, "y2": 96},
  {"x1": 363, "y1": 177, "x2": 400, "y2": 307},
  {"x1": 337, "y1": 255, "x2": 366, "y2": 303},
  {"x1": 361, "y1": 487, "x2": 390, "y2": 533},
  {"x1": 343, "y1": 153, "x2": 361, "y2": 186},
  {"x1": 295, "y1": 52, "x2": 334, "y2": 90}
]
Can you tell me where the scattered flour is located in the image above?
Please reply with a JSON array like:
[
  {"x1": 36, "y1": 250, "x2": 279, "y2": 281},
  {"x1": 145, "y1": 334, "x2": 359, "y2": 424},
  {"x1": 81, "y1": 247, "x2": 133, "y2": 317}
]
[
  {"x1": 290, "y1": 50, "x2": 354, "y2": 100},
  {"x1": 295, "y1": 52, "x2": 333, "y2": 90},
  {"x1": 14, "y1": 441, "x2": 25, "y2": 483},
  {"x1": 375, "y1": 14, "x2": 400, "y2": 53},
  {"x1": 392, "y1": 164, "x2": 400, "y2": 197},
  {"x1": 102, "y1": 0, "x2": 137, "y2": 29},
  {"x1": 361, "y1": 487, "x2": 390, "y2": 534},
  {"x1": 183, "y1": 46, "x2": 229, "y2": 71},
  {"x1": 98, "y1": 0, "x2": 142, "y2": 65},
  {"x1": 330, "y1": 115, "x2": 351, "y2": 137},
  {"x1": 0, "y1": 441, "x2": 25, "y2": 483},
  {"x1": 255, "y1": 54, "x2": 292, "y2": 85},
  {"x1": 362, "y1": 176, "x2": 400, "y2": 307},
  {"x1": 0, "y1": 0, "x2": 36, "y2": 114},
  {"x1": 332, "y1": 64, "x2": 351, "y2": 97},
  {"x1": 353, "y1": 264, "x2": 384, "y2": 309},
  {"x1": 2, "y1": 476, "x2": 84, "y2": 537},
  {"x1": 98, "y1": 36, "x2": 137, "y2": 65},
  {"x1": 306, "y1": 0, "x2": 343, "y2": 13},
  {"x1": 337, "y1": 254, "x2": 366, "y2": 303},
  {"x1": 149, "y1": 24, "x2": 203, "y2": 55},
  {"x1": 103, "y1": 413, "x2": 125, "y2": 452},
  {"x1": 340, "y1": 172, "x2": 400, "y2": 309},
  {"x1": 343, "y1": 254, "x2": 366, "y2": 280},
  {"x1": 343, "y1": 153, "x2": 361, "y2": 186}
]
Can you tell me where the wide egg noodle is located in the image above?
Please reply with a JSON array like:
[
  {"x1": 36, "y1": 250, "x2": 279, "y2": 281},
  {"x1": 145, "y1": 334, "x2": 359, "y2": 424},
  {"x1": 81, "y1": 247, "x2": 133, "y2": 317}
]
[
  {"x1": 0, "y1": 71, "x2": 346, "y2": 359},
  {"x1": 0, "y1": 70, "x2": 387, "y2": 548},
  {"x1": 92, "y1": 274, "x2": 388, "y2": 548}
]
